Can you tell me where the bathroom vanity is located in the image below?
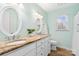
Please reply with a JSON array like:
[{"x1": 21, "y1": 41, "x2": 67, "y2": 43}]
[
  {"x1": 0, "y1": 4, "x2": 50, "y2": 56},
  {"x1": 0, "y1": 34, "x2": 50, "y2": 56}
]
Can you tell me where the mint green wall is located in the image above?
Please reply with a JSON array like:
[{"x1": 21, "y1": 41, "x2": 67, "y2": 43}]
[
  {"x1": 0, "y1": 4, "x2": 47, "y2": 42},
  {"x1": 47, "y1": 4, "x2": 79, "y2": 49}
]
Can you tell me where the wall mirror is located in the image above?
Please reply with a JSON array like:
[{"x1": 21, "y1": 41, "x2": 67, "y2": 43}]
[
  {"x1": 0, "y1": 4, "x2": 22, "y2": 36},
  {"x1": 33, "y1": 10, "x2": 43, "y2": 34}
]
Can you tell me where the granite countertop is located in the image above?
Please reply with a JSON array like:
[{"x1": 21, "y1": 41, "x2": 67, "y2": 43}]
[{"x1": 0, "y1": 34, "x2": 48, "y2": 55}]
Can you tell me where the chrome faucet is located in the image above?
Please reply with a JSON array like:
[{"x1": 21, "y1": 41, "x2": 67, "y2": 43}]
[
  {"x1": 7, "y1": 35, "x2": 16, "y2": 41},
  {"x1": 12, "y1": 35, "x2": 15, "y2": 40}
]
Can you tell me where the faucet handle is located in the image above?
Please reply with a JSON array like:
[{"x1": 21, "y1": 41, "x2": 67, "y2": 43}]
[{"x1": 13, "y1": 35, "x2": 15, "y2": 40}]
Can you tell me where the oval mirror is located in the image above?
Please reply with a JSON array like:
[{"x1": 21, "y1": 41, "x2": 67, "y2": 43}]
[
  {"x1": 36, "y1": 16, "x2": 43, "y2": 34},
  {"x1": 32, "y1": 10, "x2": 43, "y2": 34},
  {"x1": 0, "y1": 4, "x2": 22, "y2": 36}
]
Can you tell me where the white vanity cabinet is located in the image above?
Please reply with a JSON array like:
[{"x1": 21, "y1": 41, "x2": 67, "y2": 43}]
[
  {"x1": 2, "y1": 37, "x2": 50, "y2": 56},
  {"x1": 36, "y1": 37, "x2": 50, "y2": 56},
  {"x1": 3, "y1": 42, "x2": 36, "y2": 56}
]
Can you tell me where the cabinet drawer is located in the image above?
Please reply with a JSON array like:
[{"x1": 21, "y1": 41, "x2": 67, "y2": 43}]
[{"x1": 24, "y1": 49, "x2": 36, "y2": 56}]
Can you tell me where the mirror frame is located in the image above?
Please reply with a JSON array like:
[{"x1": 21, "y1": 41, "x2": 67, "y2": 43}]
[
  {"x1": 0, "y1": 4, "x2": 22, "y2": 36},
  {"x1": 32, "y1": 10, "x2": 43, "y2": 34},
  {"x1": 36, "y1": 16, "x2": 43, "y2": 34}
]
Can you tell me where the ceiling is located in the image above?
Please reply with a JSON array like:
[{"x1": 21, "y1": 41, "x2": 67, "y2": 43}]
[{"x1": 37, "y1": 3, "x2": 75, "y2": 12}]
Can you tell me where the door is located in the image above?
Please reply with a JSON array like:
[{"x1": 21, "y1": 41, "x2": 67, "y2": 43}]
[{"x1": 72, "y1": 12, "x2": 79, "y2": 56}]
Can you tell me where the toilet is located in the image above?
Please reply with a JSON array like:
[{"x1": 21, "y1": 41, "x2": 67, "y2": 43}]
[{"x1": 50, "y1": 40, "x2": 57, "y2": 50}]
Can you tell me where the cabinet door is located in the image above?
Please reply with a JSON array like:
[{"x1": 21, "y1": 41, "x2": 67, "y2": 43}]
[
  {"x1": 36, "y1": 37, "x2": 50, "y2": 56},
  {"x1": 3, "y1": 42, "x2": 36, "y2": 56},
  {"x1": 43, "y1": 39, "x2": 48, "y2": 56},
  {"x1": 24, "y1": 49, "x2": 36, "y2": 56},
  {"x1": 37, "y1": 51, "x2": 44, "y2": 56},
  {"x1": 47, "y1": 38, "x2": 51, "y2": 54},
  {"x1": 36, "y1": 38, "x2": 47, "y2": 56},
  {"x1": 37, "y1": 46, "x2": 44, "y2": 56},
  {"x1": 37, "y1": 46, "x2": 42, "y2": 56},
  {"x1": 44, "y1": 38, "x2": 50, "y2": 56}
]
